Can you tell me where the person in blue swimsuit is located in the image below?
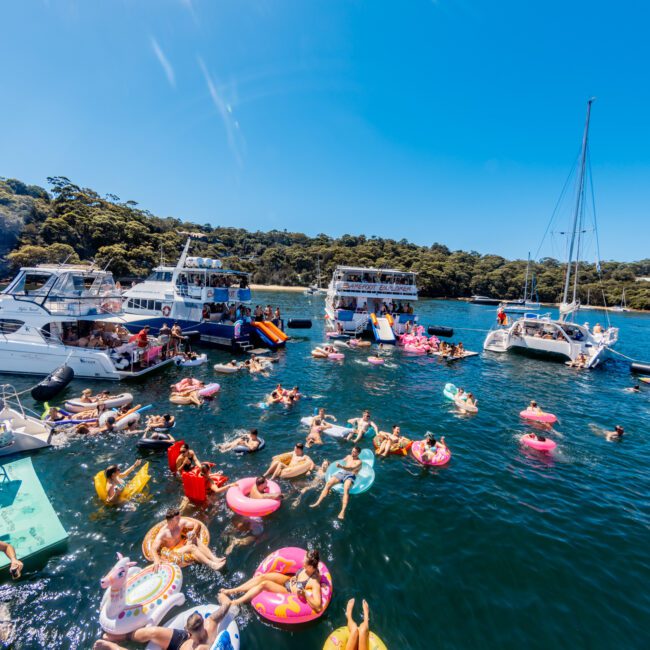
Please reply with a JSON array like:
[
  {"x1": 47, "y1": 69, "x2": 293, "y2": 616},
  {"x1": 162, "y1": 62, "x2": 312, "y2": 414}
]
[{"x1": 310, "y1": 446, "x2": 362, "y2": 520}]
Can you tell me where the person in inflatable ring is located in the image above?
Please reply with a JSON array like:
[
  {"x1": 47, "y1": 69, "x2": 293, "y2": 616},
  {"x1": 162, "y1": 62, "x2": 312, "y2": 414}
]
[
  {"x1": 105, "y1": 460, "x2": 142, "y2": 504},
  {"x1": 219, "y1": 428, "x2": 261, "y2": 453},
  {"x1": 151, "y1": 507, "x2": 226, "y2": 572},
  {"x1": 310, "y1": 446, "x2": 362, "y2": 520},
  {"x1": 220, "y1": 548, "x2": 323, "y2": 611},
  {"x1": 92, "y1": 592, "x2": 233, "y2": 650}
]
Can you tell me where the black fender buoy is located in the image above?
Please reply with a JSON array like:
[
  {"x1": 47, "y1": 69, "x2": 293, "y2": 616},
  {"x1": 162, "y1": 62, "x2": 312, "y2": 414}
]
[
  {"x1": 428, "y1": 325, "x2": 454, "y2": 338},
  {"x1": 31, "y1": 364, "x2": 75, "y2": 402},
  {"x1": 287, "y1": 319, "x2": 312, "y2": 329},
  {"x1": 630, "y1": 362, "x2": 650, "y2": 375}
]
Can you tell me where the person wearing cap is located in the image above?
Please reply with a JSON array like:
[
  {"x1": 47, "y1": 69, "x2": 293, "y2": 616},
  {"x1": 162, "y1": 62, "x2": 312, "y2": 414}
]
[{"x1": 605, "y1": 425, "x2": 625, "y2": 442}]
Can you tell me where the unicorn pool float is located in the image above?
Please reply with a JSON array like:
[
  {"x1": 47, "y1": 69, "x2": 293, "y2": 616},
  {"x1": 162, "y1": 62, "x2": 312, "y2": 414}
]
[{"x1": 99, "y1": 552, "x2": 185, "y2": 637}]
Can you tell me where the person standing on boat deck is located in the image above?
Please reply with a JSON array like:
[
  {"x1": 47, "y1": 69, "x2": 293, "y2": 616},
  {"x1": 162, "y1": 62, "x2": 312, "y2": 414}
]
[
  {"x1": 136, "y1": 325, "x2": 150, "y2": 348},
  {"x1": 497, "y1": 307, "x2": 507, "y2": 326},
  {"x1": 170, "y1": 322, "x2": 184, "y2": 354},
  {"x1": 0, "y1": 541, "x2": 23, "y2": 579}
]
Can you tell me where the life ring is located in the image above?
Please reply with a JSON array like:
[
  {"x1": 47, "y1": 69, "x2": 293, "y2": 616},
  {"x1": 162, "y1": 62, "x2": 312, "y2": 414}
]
[
  {"x1": 521, "y1": 433, "x2": 557, "y2": 452},
  {"x1": 251, "y1": 547, "x2": 333, "y2": 624},
  {"x1": 411, "y1": 440, "x2": 451, "y2": 467},
  {"x1": 142, "y1": 518, "x2": 210, "y2": 567},
  {"x1": 162, "y1": 305, "x2": 171, "y2": 317}
]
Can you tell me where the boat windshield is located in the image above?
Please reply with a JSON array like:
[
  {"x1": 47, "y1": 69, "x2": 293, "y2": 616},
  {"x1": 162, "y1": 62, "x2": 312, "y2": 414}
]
[{"x1": 146, "y1": 270, "x2": 174, "y2": 282}]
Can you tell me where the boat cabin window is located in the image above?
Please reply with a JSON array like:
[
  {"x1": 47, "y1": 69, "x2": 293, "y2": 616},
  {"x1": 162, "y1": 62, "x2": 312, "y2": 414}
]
[
  {"x1": 0, "y1": 319, "x2": 24, "y2": 334},
  {"x1": 147, "y1": 270, "x2": 174, "y2": 282},
  {"x1": 4, "y1": 272, "x2": 55, "y2": 296},
  {"x1": 176, "y1": 272, "x2": 248, "y2": 289}
]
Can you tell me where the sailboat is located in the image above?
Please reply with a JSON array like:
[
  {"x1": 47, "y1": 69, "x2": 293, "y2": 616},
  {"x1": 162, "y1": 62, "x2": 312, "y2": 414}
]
[
  {"x1": 581, "y1": 287, "x2": 599, "y2": 311},
  {"x1": 499, "y1": 253, "x2": 541, "y2": 312},
  {"x1": 610, "y1": 289, "x2": 630, "y2": 312},
  {"x1": 304, "y1": 258, "x2": 326, "y2": 296},
  {"x1": 483, "y1": 99, "x2": 619, "y2": 368}
]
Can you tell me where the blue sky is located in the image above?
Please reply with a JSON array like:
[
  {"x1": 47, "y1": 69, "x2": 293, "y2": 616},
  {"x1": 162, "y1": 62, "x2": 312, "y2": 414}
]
[{"x1": 1, "y1": 0, "x2": 649, "y2": 261}]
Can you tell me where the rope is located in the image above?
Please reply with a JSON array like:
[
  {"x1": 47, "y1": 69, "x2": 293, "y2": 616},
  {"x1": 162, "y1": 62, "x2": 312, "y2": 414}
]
[{"x1": 606, "y1": 347, "x2": 647, "y2": 364}]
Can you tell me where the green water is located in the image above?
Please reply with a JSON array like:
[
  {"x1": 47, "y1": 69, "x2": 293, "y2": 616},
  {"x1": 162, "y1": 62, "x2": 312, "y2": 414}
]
[{"x1": 1, "y1": 294, "x2": 649, "y2": 649}]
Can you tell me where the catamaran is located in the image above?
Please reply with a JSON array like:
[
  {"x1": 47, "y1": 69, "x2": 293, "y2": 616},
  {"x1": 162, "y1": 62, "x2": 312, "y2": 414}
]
[
  {"x1": 121, "y1": 238, "x2": 288, "y2": 351},
  {"x1": 483, "y1": 99, "x2": 619, "y2": 368},
  {"x1": 324, "y1": 266, "x2": 418, "y2": 342},
  {"x1": 0, "y1": 263, "x2": 172, "y2": 379}
]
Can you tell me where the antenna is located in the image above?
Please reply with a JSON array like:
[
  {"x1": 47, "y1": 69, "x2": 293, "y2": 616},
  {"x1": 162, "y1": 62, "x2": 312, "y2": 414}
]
[{"x1": 102, "y1": 258, "x2": 113, "y2": 272}]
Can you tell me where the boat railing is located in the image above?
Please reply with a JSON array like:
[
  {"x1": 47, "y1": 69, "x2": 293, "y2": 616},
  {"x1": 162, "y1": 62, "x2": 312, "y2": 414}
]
[
  {"x1": 175, "y1": 285, "x2": 251, "y2": 303},
  {"x1": 333, "y1": 281, "x2": 417, "y2": 296}
]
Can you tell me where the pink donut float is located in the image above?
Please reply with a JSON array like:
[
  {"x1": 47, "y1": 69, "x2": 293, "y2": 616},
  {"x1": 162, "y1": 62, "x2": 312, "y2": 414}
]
[
  {"x1": 251, "y1": 547, "x2": 332, "y2": 624},
  {"x1": 328, "y1": 353, "x2": 345, "y2": 360},
  {"x1": 404, "y1": 344, "x2": 427, "y2": 354},
  {"x1": 411, "y1": 440, "x2": 451, "y2": 466},
  {"x1": 172, "y1": 377, "x2": 202, "y2": 393},
  {"x1": 521, "y1": 434, "x2": 556, "y2": 452},
  {"x1": 226, "y1": 477, "x2": 281, "y2": 517},
  {"x1": 519, "y1": 409, "x2": 557, "y2": 424},
  {"x1": 368, "y1": 356, "x2": 385, "y2": 365}
]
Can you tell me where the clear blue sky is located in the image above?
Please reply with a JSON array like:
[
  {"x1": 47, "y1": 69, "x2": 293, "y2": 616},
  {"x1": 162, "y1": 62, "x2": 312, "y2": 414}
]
[{"x1": 1, "y1": 1, "x2": 649, "y2": 261}]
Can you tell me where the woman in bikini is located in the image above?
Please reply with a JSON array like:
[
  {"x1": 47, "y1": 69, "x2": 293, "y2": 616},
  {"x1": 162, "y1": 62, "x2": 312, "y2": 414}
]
[{"x1": 220, "y1": 549, "x2": 323, "y2": 612}]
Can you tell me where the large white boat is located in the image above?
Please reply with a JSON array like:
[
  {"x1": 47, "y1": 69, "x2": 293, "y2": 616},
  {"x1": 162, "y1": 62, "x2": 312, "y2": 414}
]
[
  {"x1": 483, "y1": 99, "x2": 619, "y2": 368},
  {"x1": 121, "y1": 238, "x2": 288, "y2": 351},
  {"x1": 0, "y1": 263, "x2": 173, "y2": 380},
  {"x1": 324, "y1": 266, "x2": 418, "y2": 343}
]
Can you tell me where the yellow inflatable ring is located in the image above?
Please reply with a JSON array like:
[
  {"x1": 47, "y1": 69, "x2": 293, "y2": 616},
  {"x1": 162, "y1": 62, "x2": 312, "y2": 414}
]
[
  {"x1": 323, "y1": 626, "x2": 387, "y2": 650},
  {"x1": 141, "y1": 518, "x2": 210, "y2": 568},
  {"x1": 94, "y1": 462, "x2": 150, "y2": 504}
]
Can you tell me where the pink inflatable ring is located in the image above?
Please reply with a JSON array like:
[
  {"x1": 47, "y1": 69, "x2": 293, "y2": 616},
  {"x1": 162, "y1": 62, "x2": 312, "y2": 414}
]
[
  {"x1": 521, "y1": 434, "x2": 556, "y2": 452},
  {"x1": 519, "y1": 409, "x2": 557, "y2": 424},
  {"x1": 251, "y1": 547, "x2": 332, "y2": 624},
  {"x1": 411, "y1": 440, "x2": 451, "y2": 466},
  {"x1": 328, "y1": 352, "x2": 344, "y2": 361},
  {"x1": 226, "y1": 477, "x2": 282, "y2": 517}
]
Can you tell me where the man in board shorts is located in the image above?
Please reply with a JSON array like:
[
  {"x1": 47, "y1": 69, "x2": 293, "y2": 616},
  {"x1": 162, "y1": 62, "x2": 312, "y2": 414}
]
[
  {"x1": 310, "y1": 446, "x2": 362, "y2": 520},
  {"x1": 93, "y1": 593, "x2": 233, "y2": 650}
]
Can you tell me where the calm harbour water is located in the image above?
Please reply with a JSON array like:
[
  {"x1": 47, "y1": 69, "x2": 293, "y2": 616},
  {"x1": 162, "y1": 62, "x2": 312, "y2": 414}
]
[{"x1": 1, "y1": 293, "x2": 649, "y2": 649}]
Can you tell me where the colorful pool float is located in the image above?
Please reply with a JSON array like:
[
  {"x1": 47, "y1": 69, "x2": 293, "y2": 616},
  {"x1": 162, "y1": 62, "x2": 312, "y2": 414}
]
[
  {"x1": 251, "y1": 547, "x2": 332, "y2": 624},
  {"x1": 99, "y1": 553, "x2": 185, "y2": 636},
  {"x1": 521, "y1": 433, "x2": 557, "y2": 452},
  {"x1": 323, "y1": 626, "x2": 387, "y2": 650},
  {"x1": 65, "y1": 392, "x2": 133, "y2": 413},
  {"x1": 411, "y1": 440, "x2": 451, "y2": 467},
  {"x1": 142, "y1": 518, "x2": 210, "y2": 567},
  {"x1": 94, "y1": 462, "x2": 150, "y2": 504},
  {"x1": 270, "y1": 451, "x2": 313, "y2": 479},
  {"x1": 144, "y1": 604, "x2": 240, "y2": 650},
  {"x1": 368, "y1": 356, "x2": 385, "y2": 365},
  {"x1": 226, "y1": 477, "x2": 282, "y2": 517},
  {"x1": 372, "y1": 436, "x2": 413, "y2": 456},
  {"x1": 324, "y1": 449, "x2": 375, "y2": 494},
  {"x1": 519, "y1": 409, "x2": 557, "y2": 424}
]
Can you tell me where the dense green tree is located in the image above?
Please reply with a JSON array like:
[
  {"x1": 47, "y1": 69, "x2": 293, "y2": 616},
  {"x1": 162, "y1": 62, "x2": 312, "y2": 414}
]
[{"x1": 1, "y1": 176, "x2": 648, "y2": 310}]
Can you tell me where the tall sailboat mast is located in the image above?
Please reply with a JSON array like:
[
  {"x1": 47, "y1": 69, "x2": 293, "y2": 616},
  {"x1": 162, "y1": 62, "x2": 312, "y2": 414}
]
[
  {"x1": 561, "y1": 98, "x2": 594, "y2": 319},
  {"x1": 523, "y1": 252, "x2": 530, "y2": 302}
]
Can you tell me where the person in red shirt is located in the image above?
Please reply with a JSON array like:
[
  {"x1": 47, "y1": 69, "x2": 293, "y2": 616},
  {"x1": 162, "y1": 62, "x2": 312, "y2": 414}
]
[
  {"x1": 136, "y1": 325, "x2": 150, "y2": 348},
  {"x1": 496, "y1": 307, "x2": 507, "y2": 326}
]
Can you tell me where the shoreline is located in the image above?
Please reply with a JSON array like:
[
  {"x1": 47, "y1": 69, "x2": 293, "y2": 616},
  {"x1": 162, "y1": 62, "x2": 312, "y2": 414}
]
[{"x1": 250, "y1": 284, "x2": 310, "y2": 292}]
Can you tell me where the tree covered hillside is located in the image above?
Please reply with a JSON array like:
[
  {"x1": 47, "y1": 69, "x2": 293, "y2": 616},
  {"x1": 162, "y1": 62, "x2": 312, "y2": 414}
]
[{"x1": 1, "y1": 176, "x2": 649, "y2": 309}]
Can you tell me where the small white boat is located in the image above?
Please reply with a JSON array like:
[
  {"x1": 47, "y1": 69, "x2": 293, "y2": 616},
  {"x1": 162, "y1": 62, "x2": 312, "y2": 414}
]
[{"x1": 0, "y1": 385, "x2": 52, "y2": 458}]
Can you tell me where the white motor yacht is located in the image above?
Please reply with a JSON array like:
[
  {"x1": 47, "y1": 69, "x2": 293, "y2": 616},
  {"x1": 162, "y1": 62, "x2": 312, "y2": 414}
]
[
  {"x1": 0, "y1": 263, "x2": 174, "y2": 379},
  {"x1": 324, "y1": 266, "x2": 418, "y2": 342}
]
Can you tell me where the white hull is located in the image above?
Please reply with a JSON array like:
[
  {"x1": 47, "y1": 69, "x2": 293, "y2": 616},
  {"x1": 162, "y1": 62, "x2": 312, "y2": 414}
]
[{"x1": 483, "y1": 316, "x2": 618, "y2": 368}]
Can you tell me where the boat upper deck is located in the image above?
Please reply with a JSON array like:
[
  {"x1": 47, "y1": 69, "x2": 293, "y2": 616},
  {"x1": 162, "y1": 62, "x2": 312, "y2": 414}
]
[{"x1": 328, "y1": 266, "x2": 418, "y2": 300}]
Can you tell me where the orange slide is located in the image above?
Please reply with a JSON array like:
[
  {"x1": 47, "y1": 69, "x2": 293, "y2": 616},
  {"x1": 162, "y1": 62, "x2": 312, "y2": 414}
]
[{"x1": 253, "y1": 321, "x2": 288, "y2": 344}]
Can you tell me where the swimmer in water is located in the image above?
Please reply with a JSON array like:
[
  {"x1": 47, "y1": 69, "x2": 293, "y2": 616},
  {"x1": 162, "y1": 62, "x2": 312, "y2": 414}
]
[
  {"x1": 249, "y1": 476, "x2": 282, "y2": 501},
  {"x1": 605, "y1": 425, "x2": 625, "y2": 442},
  {"x1": 292, "y1": 460, "x2": 330, "y2": 508},
  {"x1": 104, "y1": 459, "x2": 142, "y2": 505},
  {"x1": 219, "y1": 428, "x2": 261, "y2": 453},
  {"x1": 310, "y1": 446, "x2": 362, "y2": 520},
  {"x1": 345, "y1": 410, "x2": 379, "y2": 443}
]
